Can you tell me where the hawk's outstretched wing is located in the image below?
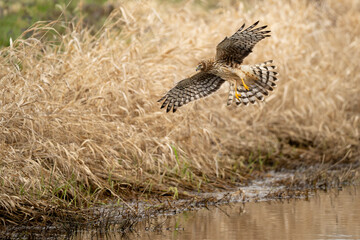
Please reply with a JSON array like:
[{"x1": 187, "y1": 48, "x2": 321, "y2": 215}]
[
  {"x1": 215, "y1": 21, "x2": 270, "y2": 65},
  {"x1": 158, "y1": 72, "x2": 225, "y2": 112}
]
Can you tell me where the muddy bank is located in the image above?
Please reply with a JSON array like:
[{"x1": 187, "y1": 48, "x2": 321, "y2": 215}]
[{"x1": 1, "y1": 166, "x2": 359, "y2": 239}]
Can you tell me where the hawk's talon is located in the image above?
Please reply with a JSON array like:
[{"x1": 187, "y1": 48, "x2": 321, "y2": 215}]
[
  {"x1": 234, "y1": 81, "x2": 241, "y2": 100},
  {"x1": 241, "y1": 77, "x2": 250, "y2": 91},
  {"x1": 244, "y1": 84, "x2": 250, "y2": 91}
]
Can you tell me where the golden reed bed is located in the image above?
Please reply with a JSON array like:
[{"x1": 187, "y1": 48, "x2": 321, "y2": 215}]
[{"x1": 0, "y1": 0, "x2": 359, "y2": 225}]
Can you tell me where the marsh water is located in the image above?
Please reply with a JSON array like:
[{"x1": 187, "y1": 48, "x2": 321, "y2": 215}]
[{"x1": 72, "y1": 185, "x2": 360, "y2": 240}]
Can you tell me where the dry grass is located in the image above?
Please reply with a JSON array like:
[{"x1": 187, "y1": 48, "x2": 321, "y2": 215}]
[{"x1": 0, "y1": 0, "x2": 359, "y2": 225}]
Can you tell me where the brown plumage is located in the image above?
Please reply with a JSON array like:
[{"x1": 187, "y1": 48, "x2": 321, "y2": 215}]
[{"x1": 159, "y1": 21, "x2": 278, "y2": 113}]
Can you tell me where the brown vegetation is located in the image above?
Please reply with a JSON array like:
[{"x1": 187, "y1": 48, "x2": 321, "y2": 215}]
[{"x1": 0, "y1": 0, "x2": 359, "y2": 226}]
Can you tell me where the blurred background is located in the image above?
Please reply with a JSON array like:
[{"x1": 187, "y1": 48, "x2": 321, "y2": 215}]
[
  {"x1": 0, "y1": 0, "x2": 226, "y2": 47},
  {"x1": 0, "y1": 0, "x2": 115, "y2": 47}
]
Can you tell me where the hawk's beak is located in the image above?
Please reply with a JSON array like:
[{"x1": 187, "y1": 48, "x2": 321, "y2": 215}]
[{"x1": 196, "y1": 66, "x2": 201, "y2": 71}]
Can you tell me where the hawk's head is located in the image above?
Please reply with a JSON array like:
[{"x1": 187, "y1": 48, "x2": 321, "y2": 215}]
[{"x1": 196, "y1": 61, "x2": 209, "y2": 72}]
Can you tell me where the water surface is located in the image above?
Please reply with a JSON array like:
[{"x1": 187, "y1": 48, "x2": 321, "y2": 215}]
[{"x1": 74, "y1": 185, "x2": 360, "y2": 240}]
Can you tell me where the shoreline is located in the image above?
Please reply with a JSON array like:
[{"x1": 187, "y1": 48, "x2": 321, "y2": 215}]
[{"x1": 1, "y1": 165, "x2": 359, "y2": 239}]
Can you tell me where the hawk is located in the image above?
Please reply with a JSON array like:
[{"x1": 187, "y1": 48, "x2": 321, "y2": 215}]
[{"x1": 158, "y1": 21, "x2": 278, "y2": 113}]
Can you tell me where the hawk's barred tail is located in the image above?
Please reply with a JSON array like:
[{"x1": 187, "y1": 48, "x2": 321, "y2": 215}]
[{"x1": 235, "y1": 60, "x2": 278, "y2": 105}]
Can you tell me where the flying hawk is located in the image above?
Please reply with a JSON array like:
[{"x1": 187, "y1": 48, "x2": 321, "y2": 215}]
[{"x1": 158, "y1": 21, "x2": 278, "y2": 113}]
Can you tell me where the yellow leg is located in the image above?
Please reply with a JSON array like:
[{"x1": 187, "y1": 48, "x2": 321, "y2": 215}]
[
  {"x1": 241, "y1": 77, "x2": 250, "y2": 91},
  {"x1": 234, "y1": 81, "x2": 241, "y2": 100}
]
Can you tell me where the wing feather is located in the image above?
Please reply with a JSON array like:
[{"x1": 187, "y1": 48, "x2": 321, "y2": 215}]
[
  {"x1": 216, "y1": 21, "x2": 271, "y2": 65},
  {"x1": 158, "y1": 72, "x2": 225, "y2": 112}
]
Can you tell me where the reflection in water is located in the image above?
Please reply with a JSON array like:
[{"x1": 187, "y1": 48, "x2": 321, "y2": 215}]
[{"x1": 73, "y1": 186, "x2": 360, "y2": 240}]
